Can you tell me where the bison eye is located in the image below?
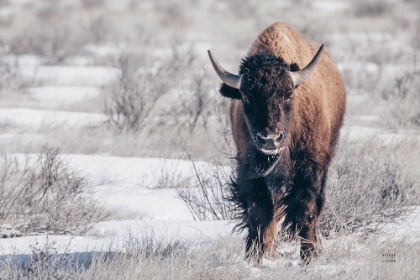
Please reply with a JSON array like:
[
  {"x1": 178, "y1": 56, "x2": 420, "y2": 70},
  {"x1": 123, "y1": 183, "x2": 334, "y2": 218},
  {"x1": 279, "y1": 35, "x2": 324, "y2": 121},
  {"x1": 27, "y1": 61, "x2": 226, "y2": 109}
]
[{"x1": 242, "y1": 98, "x2": 250, "y2": 104}]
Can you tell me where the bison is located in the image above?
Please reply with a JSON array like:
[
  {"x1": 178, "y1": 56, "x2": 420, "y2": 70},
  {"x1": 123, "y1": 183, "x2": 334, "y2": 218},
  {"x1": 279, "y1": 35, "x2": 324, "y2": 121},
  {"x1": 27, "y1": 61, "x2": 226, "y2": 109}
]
[{"x1": 208, "y1": 22, "x2": 346, "y2": 263}]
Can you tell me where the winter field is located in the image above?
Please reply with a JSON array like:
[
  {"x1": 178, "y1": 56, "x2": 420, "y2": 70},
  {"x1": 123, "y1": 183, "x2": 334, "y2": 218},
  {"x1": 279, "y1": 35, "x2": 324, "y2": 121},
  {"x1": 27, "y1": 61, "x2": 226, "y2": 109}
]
[{"x1": 0, "y1": 0, "x2": 419, "y2": 279}]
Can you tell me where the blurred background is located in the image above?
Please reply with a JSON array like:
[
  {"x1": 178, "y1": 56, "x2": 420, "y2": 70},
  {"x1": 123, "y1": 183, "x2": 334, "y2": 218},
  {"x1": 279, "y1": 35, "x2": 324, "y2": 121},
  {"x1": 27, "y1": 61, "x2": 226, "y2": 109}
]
[{"x1": 0, "y1": 0, "x2": 418, "y2": 160}]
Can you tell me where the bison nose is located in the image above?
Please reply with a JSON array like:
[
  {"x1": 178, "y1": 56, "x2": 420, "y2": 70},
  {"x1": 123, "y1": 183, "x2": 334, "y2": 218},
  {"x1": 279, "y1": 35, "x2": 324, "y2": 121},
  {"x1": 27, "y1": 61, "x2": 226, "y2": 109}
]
[
  {"x1": 255, "y1": 133, "x2": 277, "y2": 150},
  {"x1": 277, "y1": 131, "x2": 284, "y2": 142},
  {"x1": 255, "y1": 133, "x2": 267, "y2": 146}
]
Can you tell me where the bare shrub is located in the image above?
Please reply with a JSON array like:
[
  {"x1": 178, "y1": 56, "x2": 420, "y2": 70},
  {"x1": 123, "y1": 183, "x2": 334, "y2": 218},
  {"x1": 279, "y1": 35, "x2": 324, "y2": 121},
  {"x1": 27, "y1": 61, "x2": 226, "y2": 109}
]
[
  {"x1": 169, "y1": 71, "x2": 228, "y2": 133},
  {"x1": 0, "y1": 146, "x2": 104, "y2": 235},
  {"x1": 2, "y1": 232, "x2": 420, "y2": 279},
  {"x1": 320, "y1": 139, "x2": 419, "y2": 237},
  {"x1": 9, "y1": 12, "x2": 109, "y2": 64},
  {"x1": 82, "y1": 0, "x2": 104, "y2": 8},
  {"x1": 177, "y1": 136, "x2": 419, "y2": 236},
  {"x1": 298, "y1": 22, "x2": 331, "y2": 47},
  {"x1": 0, "y1": 1, "x2": 13, "y2": 27},
  {"x1": 176, "y1": 156, "x2": 236, "y2": 221},
  {"x1": 35, "y1": 0, "x2": 60, "y2": 22},
  {"x1": 381, "y1": 66, "x2": 420, "y2": 129},
  {"x1": 353, "y1": 1, "x2": 392, "y2": 17},
  {"x1": 0, "y1": 59, "x2": 33, "y2": 97},
  {"x1": 154, "y1": 1, "x2": 191, "y2": 27},
  {"x1": 104, "y1": 46, "x2": 195, "y2": 133},
  {"x1": 0, "y1": 233, "x2": 250, "y2": 280},
  {"x1": 5, "y1": 237, "x2": 74, "y2": 280},
  {"x1": 10, "y1": 22, "x2": 85, "y2": 64},
  {"x1": 104, "y1": 53, "x2": 172, "y2": 132},
  {"x1": 226, "y1": 0, "x2": 258, "y2": 19}
]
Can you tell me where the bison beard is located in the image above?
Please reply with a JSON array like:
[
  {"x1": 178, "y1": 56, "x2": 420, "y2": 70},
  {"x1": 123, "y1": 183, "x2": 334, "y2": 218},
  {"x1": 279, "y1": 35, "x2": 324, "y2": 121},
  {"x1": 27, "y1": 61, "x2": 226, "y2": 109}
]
[
  {"x1": 248, "y1": 149, "x2": 282, "y2": 179},
  {"x1": 208, "y1": 22, "x2": 346, "y2": 264}
]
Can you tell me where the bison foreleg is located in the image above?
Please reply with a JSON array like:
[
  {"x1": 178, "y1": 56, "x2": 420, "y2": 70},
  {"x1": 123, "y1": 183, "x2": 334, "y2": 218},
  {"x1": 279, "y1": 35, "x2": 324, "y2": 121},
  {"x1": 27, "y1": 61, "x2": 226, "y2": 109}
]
[
  {"x1": 242, "y1": 178, "x2": 275, "y2": 264},
  {"x1": 282, "y1": 178, "x2": 326, "y2": 263}
]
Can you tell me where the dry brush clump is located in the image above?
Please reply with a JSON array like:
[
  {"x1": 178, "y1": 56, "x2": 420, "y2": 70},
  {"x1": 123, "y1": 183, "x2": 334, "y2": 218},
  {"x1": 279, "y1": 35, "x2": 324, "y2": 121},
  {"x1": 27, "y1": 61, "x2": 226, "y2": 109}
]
[
  {"x1": 353, "y1": 0, "x2": 393, "y2": 17},
  {"x1": 177, "y1": 136, "x2": 420, "y2": 239},
  {"x1": 0, "y1": 233, "x2": 249, "y2": 280},
  {"x1": 9, "y1": 3, "x2": 109, "y2": 65},
  {"x1": 176, "y1": 158, "x2": 236, "y2": 221},
  {"x1": 0, "y1": 146, "x2": 104, "y2": 235},
  {"x1": 82, "y1": 0, "x2": 104, "y2": 9},
  {"x1": 381, "y1": 65, "x2": 420, "y2": 129},
  {"x1": 2, "y1": 229, "x2": 419, "y2": 279},
  {"x1": 0, "y1": 236, "x2": 76, "y2": 280},
  {"x1": 320, "y1": 138, "x2": 420, "y2": 237},
  {"x1": 103, "y1": 46, "x2": 195, "y2": 133},
  {"x1": 0, "y1": 59, "x2": 33, "y2": 98},
  {"x1": 168, "y1": 71, "x2": 229, "y2": 134}
]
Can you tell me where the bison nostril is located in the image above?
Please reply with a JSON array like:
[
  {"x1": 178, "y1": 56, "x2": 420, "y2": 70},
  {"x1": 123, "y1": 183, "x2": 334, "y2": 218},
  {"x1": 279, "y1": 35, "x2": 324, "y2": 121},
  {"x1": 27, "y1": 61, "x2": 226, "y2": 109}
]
[
  {"x1": 255, "y1": 134, "x2": 266, "y2": 145},
  {"x1": 277, "y1": 132, "x2": 284, "y2": 142}
]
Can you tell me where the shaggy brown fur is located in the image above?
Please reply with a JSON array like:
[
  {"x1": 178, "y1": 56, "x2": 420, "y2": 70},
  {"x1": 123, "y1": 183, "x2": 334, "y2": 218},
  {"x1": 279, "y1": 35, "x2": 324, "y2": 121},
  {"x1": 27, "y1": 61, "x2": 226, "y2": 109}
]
[{"x1": 214, "y1": 22, "x2": 346, "y2": 263}]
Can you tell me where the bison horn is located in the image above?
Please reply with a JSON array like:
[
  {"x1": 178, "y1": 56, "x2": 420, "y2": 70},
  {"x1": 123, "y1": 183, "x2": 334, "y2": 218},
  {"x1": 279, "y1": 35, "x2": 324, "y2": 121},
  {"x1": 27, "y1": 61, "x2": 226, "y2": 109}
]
[
  {"x1": 208, "y1": 50, "x2": 242, "y2": 89},
  {"x1": 289, "y1": 44, "x2": 324, "y2": 87}
]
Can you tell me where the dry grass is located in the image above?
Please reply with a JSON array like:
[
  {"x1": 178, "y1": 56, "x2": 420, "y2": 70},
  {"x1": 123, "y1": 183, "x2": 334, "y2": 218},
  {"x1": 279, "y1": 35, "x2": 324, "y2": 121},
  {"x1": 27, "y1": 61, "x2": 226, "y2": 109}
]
[
  {"x1": 103, "y1": 51, "x2": 178, "y2": 132},
  {"x1": 353, "y1": 0, "x2": 393, "y2": 17},
  {"x1": 0, "y1": 146, "x2": 106, "y2": 235},
  {"x1": 321, "y1": 138, "x2": 420, "y2": 237},
  {"x1": 176, "y1": 155, "x2": 235, "y2": 221},
  {"x1": 381, "y1": 64, "x2": 420, "y2": 129},
  {"x1": 8, "y1": 4, "x2": 109, "y2": 65},
  {"x1": 1, "y1": 230, "x2": 419, "y2": 279}
]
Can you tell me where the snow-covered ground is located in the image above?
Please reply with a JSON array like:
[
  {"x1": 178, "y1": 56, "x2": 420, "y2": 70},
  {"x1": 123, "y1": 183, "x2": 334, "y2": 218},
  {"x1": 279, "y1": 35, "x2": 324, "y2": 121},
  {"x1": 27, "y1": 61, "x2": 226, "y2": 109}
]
[
  {"x1": 18, "y1": 66, "x2": 120, "y2": 87},
  {"x1": 0, "y1": 154, "x2": 237, "y2": 256},
  {"x1": 0, "y1": 108, "x2": 106, "y2": 128},
  {"x1": 26, "y1": 86, "x2": 100, "y2": 106},
  {"x1": 0, "y1": 152, "x2": 419, "y2": 258},
  {"x1": 0, "y1": 54, "x2": 419, "y2": 269}
]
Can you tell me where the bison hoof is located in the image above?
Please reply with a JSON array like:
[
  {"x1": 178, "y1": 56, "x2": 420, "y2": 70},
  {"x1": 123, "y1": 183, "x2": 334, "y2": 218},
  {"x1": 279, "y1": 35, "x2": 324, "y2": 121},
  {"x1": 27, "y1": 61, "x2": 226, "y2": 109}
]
[{"x1": 300, "y1": 245, "x2": 321, "y2": 264}]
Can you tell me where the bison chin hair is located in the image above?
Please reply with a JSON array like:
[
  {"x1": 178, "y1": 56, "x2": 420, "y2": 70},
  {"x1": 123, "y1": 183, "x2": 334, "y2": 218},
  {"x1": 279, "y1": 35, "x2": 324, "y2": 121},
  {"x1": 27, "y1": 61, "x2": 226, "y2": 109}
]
[
  {"x1": 258, "y1": 146, "x2": 286, "y2": 156},
  {"x1": 248, "y1": 148, "x2": 283, "y2": 179}
]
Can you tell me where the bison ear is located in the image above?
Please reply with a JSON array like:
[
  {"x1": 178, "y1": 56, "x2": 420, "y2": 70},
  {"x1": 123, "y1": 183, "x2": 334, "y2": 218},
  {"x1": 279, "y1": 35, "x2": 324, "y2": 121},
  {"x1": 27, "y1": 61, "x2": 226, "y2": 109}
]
[{"x1": 219, "y1": 83, "x2": 241, "y2": 99}]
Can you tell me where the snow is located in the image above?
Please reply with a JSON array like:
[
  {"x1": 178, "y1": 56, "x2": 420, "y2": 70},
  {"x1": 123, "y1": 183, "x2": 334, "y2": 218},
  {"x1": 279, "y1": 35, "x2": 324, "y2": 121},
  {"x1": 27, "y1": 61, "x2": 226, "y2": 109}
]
[
  {"x1": 62, "y1": 155, "x2": 230, "y2": 220},
  {"x1": 0, "y1": 7, "x2": 12, "y2": 18},
  {"x1": 337, "y1": 62, "x2": 380, "y2": 73},
  {"x1": 0, "y1": 153, "x2": 236, "y2": 256},
  {"x1": 92, "y1": 185, "x2": 192, "y2": 220},
  {"x1": 87, "y1": 220, "x2": 236, "y2": 242},
  {"x1": 84, "y1": 44, "x2": 125, "y2": 56},
  {"x1": 2, "y1": 54, "x2": 43, "y2": 66},
  {"x1": 382, "y1": 207, "x2": 420, "y2": 242},
  {"x1": 26, "y1": 86, "x2": 101, "y2": 106},
  {"x1": 65, "y1": 154, "x2": 230, "y2": 187},
  {"x1": 311, "y1": 1, "x2": 350, "y2": 12},
  {"x1": 0, "y1": 219, "x2": 237, "y2": 256},
  {"x1": 330, "y1": 32, "x2": 393, "y2": 42},
  {"x1": 18, "y1": 66, "x2": 120, "y2": 86},
  {"x1": 0, "y1": 108, "x2": 107, "y2": 128},
  {"x1": 0, "y1": 133, "x2": 44, "y2": 144},
  {"x1": 341, "y1": 126, "x2": 402, "y2": 143}
]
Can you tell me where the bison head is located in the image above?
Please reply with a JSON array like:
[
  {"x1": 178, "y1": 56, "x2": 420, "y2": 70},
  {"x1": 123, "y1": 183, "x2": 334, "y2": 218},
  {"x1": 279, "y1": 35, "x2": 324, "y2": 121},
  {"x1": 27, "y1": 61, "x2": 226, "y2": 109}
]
[{"x1": 208, "y1": 45, "x2": 323, "y2": 155}]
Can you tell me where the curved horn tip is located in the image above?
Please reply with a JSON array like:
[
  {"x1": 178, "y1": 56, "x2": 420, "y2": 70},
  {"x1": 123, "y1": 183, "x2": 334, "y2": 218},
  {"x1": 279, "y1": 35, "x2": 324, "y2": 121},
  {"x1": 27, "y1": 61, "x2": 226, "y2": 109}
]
[
  {"x1": 289, "y1": 44, "x2": 325, "y2": 87},
  {"x1": 316, "y1": 44, "x2": 324, "y2": 56},
  {"x1": 207, "y1": 50, "x2": 242, "y2": 89}
]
